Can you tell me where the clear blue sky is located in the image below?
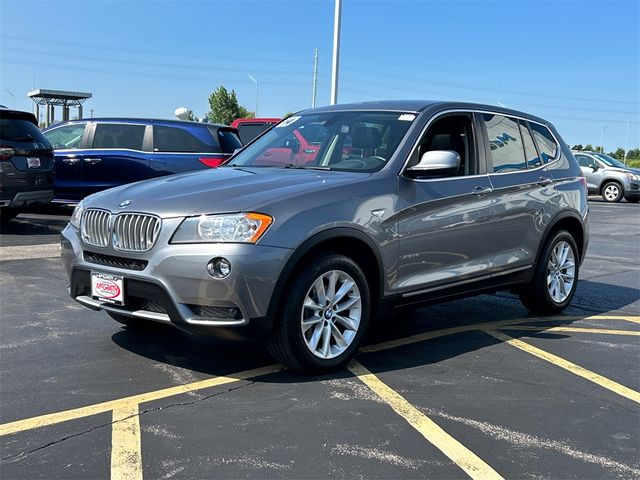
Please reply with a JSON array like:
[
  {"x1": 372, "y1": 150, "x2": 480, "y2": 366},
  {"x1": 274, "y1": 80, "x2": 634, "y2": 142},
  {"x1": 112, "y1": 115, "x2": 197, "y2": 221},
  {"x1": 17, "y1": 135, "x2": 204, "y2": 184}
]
[{"x1": 1, "y1": 0, "x2": 638, "y2": 150}]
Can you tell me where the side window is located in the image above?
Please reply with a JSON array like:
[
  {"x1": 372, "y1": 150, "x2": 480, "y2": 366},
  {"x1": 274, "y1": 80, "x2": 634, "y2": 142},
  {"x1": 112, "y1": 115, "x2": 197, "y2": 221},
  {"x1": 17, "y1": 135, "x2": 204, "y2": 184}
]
[
  {"x1": 154, "y1": 125, "x2": 220, "y2": 153},
  {"x1": 482, "y1": 114, "x2": 526, "y2": 172},
  {"x1": 409, "y1": 114, "x2": 475, "y2": 176},
  {"x1": 575, "y1": 154, "x2": 592, "y2": 167},
  {"x1": 44, "y1": 123, "x2": 87, "y2": 149},
  {"x1": 519, "y1": 121, "x2": 541, "y2": 168},
  {"x1": 217, "y1": 129, "x2": 242, "y2": 153},
  {"x1": 93, "y1": 123, "x2": 145, "y2": 150},
  {"x1": 530, "y1": 123, "x2": 558, "y2": 163}
]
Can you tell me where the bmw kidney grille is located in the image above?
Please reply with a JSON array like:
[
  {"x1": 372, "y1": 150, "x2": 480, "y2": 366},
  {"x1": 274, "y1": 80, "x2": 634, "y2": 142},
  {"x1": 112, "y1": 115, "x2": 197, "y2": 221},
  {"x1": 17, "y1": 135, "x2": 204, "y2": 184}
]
[{"x1": 81, "y1": 209, "x2": 161, "y2": 252}]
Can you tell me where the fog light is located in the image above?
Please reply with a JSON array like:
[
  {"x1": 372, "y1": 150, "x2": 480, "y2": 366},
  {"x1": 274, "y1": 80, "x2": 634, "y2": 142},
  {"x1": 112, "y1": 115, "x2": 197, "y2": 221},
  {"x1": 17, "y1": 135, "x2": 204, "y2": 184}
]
[{"x1": 207, "y1": 257, "x2": 231, "y2": 278}]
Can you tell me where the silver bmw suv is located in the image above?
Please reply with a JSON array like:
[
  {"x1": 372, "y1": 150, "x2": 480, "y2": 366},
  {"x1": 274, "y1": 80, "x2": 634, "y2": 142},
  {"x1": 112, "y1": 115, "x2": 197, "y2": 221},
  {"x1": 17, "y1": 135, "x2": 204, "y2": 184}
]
[{"x1": 61, "y1": 101, "x2": 589, "y2": 372}]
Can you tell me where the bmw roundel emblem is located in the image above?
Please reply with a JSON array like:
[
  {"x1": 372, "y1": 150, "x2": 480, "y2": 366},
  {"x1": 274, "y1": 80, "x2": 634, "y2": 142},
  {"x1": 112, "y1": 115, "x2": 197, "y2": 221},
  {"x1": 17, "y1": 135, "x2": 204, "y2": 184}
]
[{"x1": 118, "y1": 200, "x2": 133, "y2": 208}]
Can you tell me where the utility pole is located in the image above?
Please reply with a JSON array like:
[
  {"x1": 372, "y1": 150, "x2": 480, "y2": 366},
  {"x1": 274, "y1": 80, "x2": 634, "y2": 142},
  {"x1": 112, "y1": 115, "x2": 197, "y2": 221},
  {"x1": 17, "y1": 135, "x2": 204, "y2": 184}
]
[
  {"x1": 90, "y1": 109, "x2": 94, "y2": 118},
  {"x1": 248, "y1": 75, "x2": 259, "y2": 117},
  {"x1": 312, "y1": 48, "x2": 319, "y2": 108},
  {"x1": 600, "y1": 124, "x2": 609, "y2": 153},
  {"x1": 623, "y1": 120, "x2": 630, "y2": 165},
  {"x1": 330, "y1": 0, "x2": 342, "y2": 105}
]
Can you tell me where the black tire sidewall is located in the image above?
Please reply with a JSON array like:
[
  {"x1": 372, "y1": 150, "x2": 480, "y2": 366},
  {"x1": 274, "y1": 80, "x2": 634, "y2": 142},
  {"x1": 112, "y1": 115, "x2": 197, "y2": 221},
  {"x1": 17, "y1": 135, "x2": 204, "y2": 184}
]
[{"x1": 280, "y1": 254, "x2": 371, "y2": 372}]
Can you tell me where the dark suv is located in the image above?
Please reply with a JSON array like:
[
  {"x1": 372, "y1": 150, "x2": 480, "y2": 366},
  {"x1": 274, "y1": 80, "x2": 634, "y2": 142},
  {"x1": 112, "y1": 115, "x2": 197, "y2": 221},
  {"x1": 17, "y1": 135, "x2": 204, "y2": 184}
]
[
  {"x1": 61, "y1": 101, "x2": 589, "y2": 372},
  {"x1": 43, "y1": 118, "x2": 242, "y2": 203},
  {"x1": 0, "y1": 108, "x2": 55, "y2": 222}
]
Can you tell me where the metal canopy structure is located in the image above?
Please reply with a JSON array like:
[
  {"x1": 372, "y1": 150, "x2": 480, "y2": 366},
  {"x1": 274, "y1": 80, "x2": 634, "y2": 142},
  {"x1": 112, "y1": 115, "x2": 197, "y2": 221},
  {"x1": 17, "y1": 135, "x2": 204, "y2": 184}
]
[{"x1": 28, "y1": 89, "x2": 92, "y2": 126}]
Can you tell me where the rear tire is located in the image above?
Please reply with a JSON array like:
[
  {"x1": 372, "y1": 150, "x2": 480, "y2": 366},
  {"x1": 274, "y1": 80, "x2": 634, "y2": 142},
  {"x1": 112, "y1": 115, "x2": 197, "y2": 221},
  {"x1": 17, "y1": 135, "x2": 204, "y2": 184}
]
[
  {"x1": 601, "y1": 181, "x2": 623, "y2": 202},
  {"x1": 519, "y1": 230, "x2": 579, "y2": 314},
  {"x1": 267, "y1": 254, "x2": 371, "y2": 373}
]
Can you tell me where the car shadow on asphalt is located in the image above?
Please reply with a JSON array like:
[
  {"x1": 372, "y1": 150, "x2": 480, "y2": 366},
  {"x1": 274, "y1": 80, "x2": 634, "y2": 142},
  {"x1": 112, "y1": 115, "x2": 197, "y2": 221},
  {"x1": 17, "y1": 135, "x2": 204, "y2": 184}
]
[
  {"x1": 109, "y1": 279, "x2": 638, "y2": 383},
  {"x1": 0, "y1": 211, "x2": 70, "y2": 236}
]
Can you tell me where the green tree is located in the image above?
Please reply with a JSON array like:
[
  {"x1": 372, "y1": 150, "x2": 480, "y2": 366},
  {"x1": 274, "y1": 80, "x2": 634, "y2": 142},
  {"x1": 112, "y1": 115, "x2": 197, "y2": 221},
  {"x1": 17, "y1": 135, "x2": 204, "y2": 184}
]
[
  {"x1": 206, "y1": 86, "x2": 254, "y2": 125},
  {"x1": 612, "y1": 147, "x2": 625, "y2": 159},
  {"x1": 572, "y1": 144, "x2": 583, "y2": 151},
  {"x1": 175, "y1": 109, "x2": 198, "y2": 122},
  {"x1": 627, "y1": 148, "x2": 640, "y2": 159},
  {"x1": 584, "y1": 144, "x2": 594, "y2": 151}
]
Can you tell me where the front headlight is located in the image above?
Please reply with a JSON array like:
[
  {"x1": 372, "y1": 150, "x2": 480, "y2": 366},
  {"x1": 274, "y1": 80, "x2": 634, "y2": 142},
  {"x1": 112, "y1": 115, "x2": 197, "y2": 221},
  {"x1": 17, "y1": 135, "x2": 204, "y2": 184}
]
[
  {"x1": 171, "y1": 213, "x2": 273, "y2": 244},
  {"x1": 70, "y1": 201, "x2": 85, "y2": 229},
  {"x1": 624, "y1": 172, "x2": 640, "y2": 182}
]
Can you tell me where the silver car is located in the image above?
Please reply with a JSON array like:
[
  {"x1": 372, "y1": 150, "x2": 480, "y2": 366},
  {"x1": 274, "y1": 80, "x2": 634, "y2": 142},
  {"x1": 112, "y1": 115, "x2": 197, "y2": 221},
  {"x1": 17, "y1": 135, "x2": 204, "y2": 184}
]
[
  {"x1": 61, "y1": 101, "x2": 589, "y2": 372},
  {"x1": 573, "y1": 151, "x2": 640, "y2": 203}
]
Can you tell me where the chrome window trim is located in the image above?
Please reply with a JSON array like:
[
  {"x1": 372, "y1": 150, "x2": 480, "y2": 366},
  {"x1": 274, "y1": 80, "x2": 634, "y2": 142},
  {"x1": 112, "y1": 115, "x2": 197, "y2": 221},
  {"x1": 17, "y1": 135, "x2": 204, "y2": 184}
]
[{"x1": 399, "y1": 108, "x2": 562, "y2": 180}]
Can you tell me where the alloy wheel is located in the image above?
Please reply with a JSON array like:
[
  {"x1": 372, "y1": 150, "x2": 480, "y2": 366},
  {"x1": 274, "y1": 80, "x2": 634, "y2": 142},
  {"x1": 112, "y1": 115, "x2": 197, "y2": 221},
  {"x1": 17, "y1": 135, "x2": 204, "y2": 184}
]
[
  {"x1": 300, "y1": 269, "x2": 362, "y2": 359},
  {"x1": 546, "y1": 240, "x2": 576, "y2": 303},
  {"x1": 603, "y1": 184, "x2": 621, "y2": 201}
]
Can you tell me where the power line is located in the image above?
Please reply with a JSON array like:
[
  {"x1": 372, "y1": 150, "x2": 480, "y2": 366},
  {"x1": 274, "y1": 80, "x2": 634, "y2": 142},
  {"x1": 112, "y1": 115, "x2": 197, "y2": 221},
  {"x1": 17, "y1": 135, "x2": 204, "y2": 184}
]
[
  {"x1": 1, "y1": 34, "x2": 312, "y2": 66},
  {"x1": 1, "y1": 58, "x2": 308, "y2": 87},
  {"x1": 2, "y1": 47, "x2": 311, "y2": 78}
]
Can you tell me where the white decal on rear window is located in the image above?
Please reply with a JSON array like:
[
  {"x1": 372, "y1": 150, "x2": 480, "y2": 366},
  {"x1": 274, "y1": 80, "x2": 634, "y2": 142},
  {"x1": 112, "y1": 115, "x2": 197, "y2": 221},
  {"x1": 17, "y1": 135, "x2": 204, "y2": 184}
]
[{"x1": 276, "y1": 116, "x2": 301, "y2": 128}]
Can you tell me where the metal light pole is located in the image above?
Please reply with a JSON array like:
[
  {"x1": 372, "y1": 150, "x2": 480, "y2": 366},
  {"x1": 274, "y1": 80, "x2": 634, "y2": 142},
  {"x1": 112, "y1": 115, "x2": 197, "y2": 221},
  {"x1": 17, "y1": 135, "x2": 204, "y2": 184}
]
[
  {"x1": 623, "y1": 120, "x2": 630, "y2": 165},
  {"x1": 248, "y1": 75, "x2": 259, "y2": 116},
  {"x1": 4, "y1": 89, "x2": 15, "y2": 108},
  {"x1": 600, "y1": 124, "x2": 609, "y2": 153},
  {"x1": 330, "y1": 0, "x2": 342, "y2": 105},
  {"x1": 312, "y1": 48, "x2": 319, "y2": 108}
]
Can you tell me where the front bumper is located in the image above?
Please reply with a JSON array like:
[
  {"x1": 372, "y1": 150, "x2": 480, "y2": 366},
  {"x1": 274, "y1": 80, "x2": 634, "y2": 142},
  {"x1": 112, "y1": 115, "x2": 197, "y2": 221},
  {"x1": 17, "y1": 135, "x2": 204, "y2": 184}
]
[{"x1": 61, "y1": 221, "x2": 292, "y2": 336}]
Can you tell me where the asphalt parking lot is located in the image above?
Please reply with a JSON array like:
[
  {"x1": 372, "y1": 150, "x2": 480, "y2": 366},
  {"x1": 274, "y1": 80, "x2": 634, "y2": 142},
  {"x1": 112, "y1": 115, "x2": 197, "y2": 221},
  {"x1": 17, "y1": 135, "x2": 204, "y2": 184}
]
[{"x1": 0, "y1": 199, "x2": 638, "y2": 480}]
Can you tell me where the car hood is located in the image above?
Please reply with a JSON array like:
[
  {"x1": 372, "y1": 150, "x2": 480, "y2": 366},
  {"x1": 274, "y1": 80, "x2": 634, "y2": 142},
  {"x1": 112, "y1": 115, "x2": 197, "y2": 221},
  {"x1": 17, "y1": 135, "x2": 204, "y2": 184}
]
[
  {"x1": 84, "y1": 167, "x2": 368, "y2": 218},
  {"x1": 604, "y1": 167, "x2": 640, "y2": 175}
]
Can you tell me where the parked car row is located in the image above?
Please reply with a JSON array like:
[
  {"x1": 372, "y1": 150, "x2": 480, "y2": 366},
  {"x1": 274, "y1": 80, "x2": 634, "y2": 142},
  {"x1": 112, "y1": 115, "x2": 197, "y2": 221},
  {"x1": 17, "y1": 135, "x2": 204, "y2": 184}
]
[{"x1": 2, "y1": 108, "x2": 637, "y2": 224}]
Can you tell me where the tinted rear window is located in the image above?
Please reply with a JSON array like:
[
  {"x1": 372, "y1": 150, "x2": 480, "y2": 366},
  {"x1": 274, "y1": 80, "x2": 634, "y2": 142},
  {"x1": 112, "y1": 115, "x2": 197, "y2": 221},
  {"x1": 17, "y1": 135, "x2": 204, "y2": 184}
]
[
  {"x1": 530, "y1": 123, "x2": 558, "y2": 162},
  {"x1": 216, "y1": 129, "x2": 242, "y2": 153},
  {"x1": 237, "y1": 123, "x2": 275, "y2": 144},
  {"x1": 0, "y1": 117, "x2": 50, "y2": 146},
  {"x1": 93, "y1": 123, "x2": 145, "y2": 150},
  {"x1": 482, "y1": 113, "x2": 527, "y2": 172},
  {"x1": 154, "y1": 124, "x2": 220, "y2": 153}
]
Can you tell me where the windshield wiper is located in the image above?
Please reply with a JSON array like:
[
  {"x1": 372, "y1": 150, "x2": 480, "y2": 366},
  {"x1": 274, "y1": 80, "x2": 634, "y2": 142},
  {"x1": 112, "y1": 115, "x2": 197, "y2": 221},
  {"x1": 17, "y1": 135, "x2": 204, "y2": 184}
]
[{"x1": 282, "y1": 164, "x2": 332, "y2": 171}]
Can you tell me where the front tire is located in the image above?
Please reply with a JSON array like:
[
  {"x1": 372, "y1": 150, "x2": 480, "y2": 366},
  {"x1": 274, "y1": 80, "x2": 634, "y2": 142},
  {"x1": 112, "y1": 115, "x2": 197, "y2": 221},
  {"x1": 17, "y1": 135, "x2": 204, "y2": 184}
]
[
  {"x1": 601, "y1": 181, "x2": 623, "y2": 202},
  {"x1": 519, "y1": 230, "x2": 579, "y2": 314},
  {"x1": 267, "y1": 254, "x2": 371, "y2": 373}
]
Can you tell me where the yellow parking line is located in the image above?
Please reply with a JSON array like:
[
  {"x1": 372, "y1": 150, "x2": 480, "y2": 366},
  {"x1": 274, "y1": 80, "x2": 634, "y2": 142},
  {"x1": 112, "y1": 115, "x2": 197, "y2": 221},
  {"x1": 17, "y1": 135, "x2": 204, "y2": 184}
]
[
  {"x1": 111, "y1": 405, "x2": 143, "y2": 480},
  {"x1": 501, "y1": 326, "x2": 640, "y2": 336},
  {"x1": 0, "y1": 364, "x2": 282, "y2": 437},
  {"x1": 348, "y1": 359, "x2": 503, "y2": 480},
  {"x1": 2, "y1": 312, "x2": 637, "y2": 438},
  {"x1": 485, "y1": 330, "x2": 640, "y2": 404}
]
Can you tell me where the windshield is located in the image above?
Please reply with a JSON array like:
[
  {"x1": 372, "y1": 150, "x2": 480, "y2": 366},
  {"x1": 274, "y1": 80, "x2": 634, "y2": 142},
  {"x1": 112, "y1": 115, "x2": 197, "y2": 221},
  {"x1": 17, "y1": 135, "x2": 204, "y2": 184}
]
[
  {"x1": 225, "y1": 111, "x2": 415, "y2": 172},
  {"x1": 594, "y1": 153, "x2": 627, "y2": 169}
]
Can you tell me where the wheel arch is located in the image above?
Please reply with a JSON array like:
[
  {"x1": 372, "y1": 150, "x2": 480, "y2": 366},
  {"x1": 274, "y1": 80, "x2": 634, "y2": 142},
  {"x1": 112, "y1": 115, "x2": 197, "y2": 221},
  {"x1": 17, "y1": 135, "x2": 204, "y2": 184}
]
[
  {"x1": 265, "y1": 227, "x2": 385, "y2": 327},
  {"x1": 536, "y1": 212, "x2": 586, "y2": 267}
]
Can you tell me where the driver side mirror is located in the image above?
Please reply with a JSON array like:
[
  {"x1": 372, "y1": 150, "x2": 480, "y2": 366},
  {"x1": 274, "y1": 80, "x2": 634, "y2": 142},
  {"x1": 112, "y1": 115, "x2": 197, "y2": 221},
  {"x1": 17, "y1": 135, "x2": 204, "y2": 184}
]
[
  {"x1": 406, "y1": 150, "x2": 461, "y2": 178},
  {"x1": 589, "y1": 162, "x2": 599, "y2": 172}
]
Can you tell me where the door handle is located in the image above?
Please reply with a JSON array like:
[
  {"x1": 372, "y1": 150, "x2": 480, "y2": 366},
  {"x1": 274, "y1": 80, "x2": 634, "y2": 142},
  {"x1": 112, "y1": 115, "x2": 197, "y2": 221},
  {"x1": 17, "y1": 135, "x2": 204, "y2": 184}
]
[
  {"x1": 62, "y1": 157, "x2": 80, "y2": 165},
  {"x1": 538, "y1": 176, "x2": 553, "y2": 186},
  {"x1": 472, "y1": 186, "x2": 493, "y2": 197},
  {"x1": 84, "y1": 157, "x2": 102, "y2": 165}
]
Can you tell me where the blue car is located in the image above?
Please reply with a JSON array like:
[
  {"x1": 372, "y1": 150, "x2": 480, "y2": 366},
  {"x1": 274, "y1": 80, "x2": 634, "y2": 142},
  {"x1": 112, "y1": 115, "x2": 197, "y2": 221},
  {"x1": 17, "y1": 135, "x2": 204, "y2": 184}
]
[{"x1": 43, "y1": 118, "x2": 242, "y2": 203}]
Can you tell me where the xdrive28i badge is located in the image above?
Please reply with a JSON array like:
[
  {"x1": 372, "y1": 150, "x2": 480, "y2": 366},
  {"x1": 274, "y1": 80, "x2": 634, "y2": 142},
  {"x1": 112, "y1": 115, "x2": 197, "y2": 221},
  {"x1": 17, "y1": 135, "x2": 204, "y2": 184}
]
[{"x1": 118, "y1": 200, "x2": 133, "y2": 208}]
